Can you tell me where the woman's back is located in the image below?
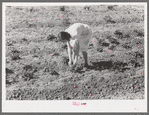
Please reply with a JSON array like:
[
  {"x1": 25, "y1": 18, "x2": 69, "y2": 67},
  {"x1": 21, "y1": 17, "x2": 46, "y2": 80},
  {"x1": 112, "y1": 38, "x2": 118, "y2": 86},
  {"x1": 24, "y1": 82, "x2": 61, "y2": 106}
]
[{"x1": 65, "y1": 23, "x2": 91, "y2": 39}]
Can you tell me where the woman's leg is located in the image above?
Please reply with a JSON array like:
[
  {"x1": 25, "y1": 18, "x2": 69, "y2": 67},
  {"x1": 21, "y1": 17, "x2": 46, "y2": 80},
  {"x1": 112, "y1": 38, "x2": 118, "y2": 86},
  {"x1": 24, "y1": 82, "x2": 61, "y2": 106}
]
[
  {"x1": 80, "y1": 30, "x2": 92, "y2": 67},
  {"x1": 73, "y1": 47, "x2": 79, "y2": 66},
  {"x1": 67, "y1": 42, "x2": 73, "y2": 66},
  {"x1": 72, "y1": 50, "x2": 75, "y2": 64},
  {"x1": 82, "y1": 51, "x2": 88, "y2": 66}
]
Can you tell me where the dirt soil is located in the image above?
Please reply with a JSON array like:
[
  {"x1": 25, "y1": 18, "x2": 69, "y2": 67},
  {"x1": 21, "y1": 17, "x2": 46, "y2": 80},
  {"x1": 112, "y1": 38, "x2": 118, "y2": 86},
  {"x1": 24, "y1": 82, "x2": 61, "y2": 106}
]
[{"x1": 5, "y1": 5, "x2": 145, "y2": 100}]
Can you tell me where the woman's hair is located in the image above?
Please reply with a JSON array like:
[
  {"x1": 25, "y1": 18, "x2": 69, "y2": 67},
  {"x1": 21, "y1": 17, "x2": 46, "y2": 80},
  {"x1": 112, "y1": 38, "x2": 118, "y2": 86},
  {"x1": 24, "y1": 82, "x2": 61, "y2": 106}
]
[{"x1": 57, "y1": 31, "x2": 71, "y2": 42}]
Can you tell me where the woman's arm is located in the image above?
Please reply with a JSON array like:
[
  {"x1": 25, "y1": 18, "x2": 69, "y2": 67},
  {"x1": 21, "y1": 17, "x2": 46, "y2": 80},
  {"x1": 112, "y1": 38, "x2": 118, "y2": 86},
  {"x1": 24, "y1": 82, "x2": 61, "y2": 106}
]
[{"x1": 67, "y1": 41, "x2": 73, "y2": 65}]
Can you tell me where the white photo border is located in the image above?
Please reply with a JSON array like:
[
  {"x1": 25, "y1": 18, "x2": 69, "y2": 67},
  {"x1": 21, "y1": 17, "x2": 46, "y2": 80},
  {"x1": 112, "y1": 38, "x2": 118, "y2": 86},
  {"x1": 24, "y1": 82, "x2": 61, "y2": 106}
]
[{"x1": 2, "y1": 2, "x2": 148, "y2": 113}]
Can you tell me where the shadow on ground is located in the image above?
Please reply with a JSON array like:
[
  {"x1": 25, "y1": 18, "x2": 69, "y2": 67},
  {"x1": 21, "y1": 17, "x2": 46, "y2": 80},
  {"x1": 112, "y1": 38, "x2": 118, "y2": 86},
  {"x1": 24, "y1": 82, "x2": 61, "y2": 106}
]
[{"x1": 74, "y1": 59, "x2": 129, "y2": 73}]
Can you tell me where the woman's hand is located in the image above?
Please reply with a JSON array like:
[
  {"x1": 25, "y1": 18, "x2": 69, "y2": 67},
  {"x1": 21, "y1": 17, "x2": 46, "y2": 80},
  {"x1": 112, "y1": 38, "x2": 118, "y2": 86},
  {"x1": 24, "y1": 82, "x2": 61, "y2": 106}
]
[
  {"x1": 68, "y1": 61, "x2": 73, "y2": 66},
  {"x1": 69, "y1": 63, "x2": 76, "y2": 71}
]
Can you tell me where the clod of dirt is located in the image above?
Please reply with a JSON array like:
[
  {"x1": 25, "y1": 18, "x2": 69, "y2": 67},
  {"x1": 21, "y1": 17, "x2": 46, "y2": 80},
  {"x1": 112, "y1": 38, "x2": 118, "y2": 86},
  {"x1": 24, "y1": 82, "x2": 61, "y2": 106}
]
[
  {"x1": 6, "y1": 74, "x2": 15, "y2": 85},
  {"x1": 32, "y1": 55, "x2": 38, "y2": 58},
  {"x1": 84, "y1": 6, "x2": 90, "y2": 11},
  {"x1": 98, "y1": 38, "x2": 105, "y2": 44},
  {"x1": 104, "y1": 16, "x2": 116, "y2": 24},
  {"x1": 61, "y1": 44, "x2": 67, "y2": 50},
  {"x1": 22, "y1": 71, "x2": 34, "y2": 81},
  {"x1": 108, "y1": 38, "x2": 119, "y2": 45},
  {"x1": 88, "y1": 43, "x2": 93, "y2": 49},
  {"x1": 44, "y1": 67, "x2": 49, "y2": 72},
  {"x1": 6, "y1": 68, "x2": 14, "y2": 74},
  {"x1": 122, "y1": 42, "x2": 132, "y2": 49},
  {"x1": 107, "y1": 5, "x2": 116, "y2": 11},
  {"x1": 133, "y1": 29, "x2": 144, "y2": 37},
  {"x1": 97, "y1": 48, "x2": 103, "y2": 52},
  {"x1": 20, "y1": 38, "x2": 30, "y2": 44},
  {"x1": 108, "y1": 44, "x2": 116, "y2": 50},
  {"x1": 29, "y1": 7, "x2": 36, "y2": 12},
  {"x1": 22, "y1": 38, "x2": 28, "y2": 41},
  {"x1": 61, "y1": 56, "x2": 69, "y2": 65},
  {"x1": 50, "y1": 70, "x2": 59, "y2": 75},
  {"x1": 123, "y1": 34, "x2": 130, "y2": 38},
  {"x1": 11, "y1": 50, "x2": 20, "y2": 60},
  {"x1": 7, "y1": 43, "x2": 14, "y2": 46},
  {"x1": 28, "y1": 23, "x2": 37, "y2": 28},
  {"x1": 59, "y1": 6, "x2": 65, "y2": 11},
  {"x1": 102, "y1": 42, "x2": 110, "y2": 47},
  {"x1": 6, "y1": 79, "x2": 12, "y2": 85},
  {"x1": 66, "y1": 97, "x2": 72, "y2": 100},
  {"x1": 47, "y1": 34, "x2": 57, "y2": 41},
  {"x1": 114, "y1": 30, "x2": 123, "y2": 39},
  {"x1": 23, "y1": 65, "x2": 33, "y2": 71},
  {"x1": 52, "y1": 52, "x2": 60, "y2": 56}
]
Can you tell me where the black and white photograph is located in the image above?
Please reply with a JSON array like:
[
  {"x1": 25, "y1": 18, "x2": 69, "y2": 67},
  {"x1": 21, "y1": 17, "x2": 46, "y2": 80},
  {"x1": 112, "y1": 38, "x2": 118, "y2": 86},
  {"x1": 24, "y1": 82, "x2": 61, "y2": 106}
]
[{"x1": 2, "y1": 2, "x2": 147, "y2": 112}]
